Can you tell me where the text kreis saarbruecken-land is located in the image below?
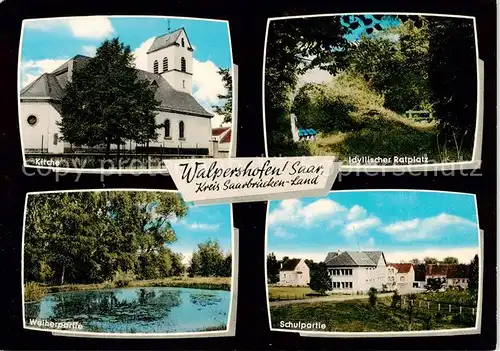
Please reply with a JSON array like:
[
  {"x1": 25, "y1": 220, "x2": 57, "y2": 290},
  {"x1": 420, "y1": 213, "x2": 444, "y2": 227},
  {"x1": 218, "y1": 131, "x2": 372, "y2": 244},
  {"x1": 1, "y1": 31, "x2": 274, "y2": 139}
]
[{"x1": 178, "y1": 160, "x2": 326, "y2": 193}]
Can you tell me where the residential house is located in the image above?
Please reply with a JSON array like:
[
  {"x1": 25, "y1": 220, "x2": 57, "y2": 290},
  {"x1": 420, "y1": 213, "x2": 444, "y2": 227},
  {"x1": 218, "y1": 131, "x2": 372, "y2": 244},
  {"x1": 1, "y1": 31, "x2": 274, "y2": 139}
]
[
  {"x1": 324, "y1": 251, "x2": 387, "y2": 294},
  {"x1": 387, "y1": 263, "x2": 415, "y2": 292},
  {"x1": 211, "y1": 126, "x2": 232, "y2": 158},
  {"x1": 445, "y1": 265, "x2": 469, "y2": 289},
  {"x1": 278, "y1": 258, "x2": 310, "y2": 286}
]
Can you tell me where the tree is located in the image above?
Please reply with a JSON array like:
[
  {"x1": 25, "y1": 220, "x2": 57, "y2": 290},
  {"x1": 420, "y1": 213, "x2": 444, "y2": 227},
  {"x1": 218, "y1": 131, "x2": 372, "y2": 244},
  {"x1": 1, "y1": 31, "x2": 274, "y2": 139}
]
[
  {"x1": 468, "y1": 254, "x2": 479, "y2": 299},
  {"x1": 212, "y1": 68, "x2": 233, "y2": 123},
  {"x1": 391, "y1": 290, "x2": 402, "y2": 308},
  {"x1": 425, "y1": 277, "x2": 446, "y2": 291},
  {"x1": 442, "y1": 257, "x2": 459, "y2": 264},
  {"x1": 187, "y1": 239, "x2": 230, "y2": 277},
  {"x1": 424, "y1": 257, "x2": 438, "y2": 264},
  {"x1": 24, "y1": 191, "x2": 188, "y2": 285},
  {"x1": 264, "y1": 16, "x2": 352, "y2": 156},
  {"x1": 308, "y1": 262, "x2": 330, "y2": 295},
  {"x1": 427, "y1": 17, "x2": 477, "y2": 157},
  {"x1": 410, "y1": 258, "x2": 421, "y2": 265},
  {"x1": 59, "y1": 38, "x2": 162, "y2": 165},
  {"x1": 368, "y1": 287, "x2": 378, "y2": 307},
  {"x1": 267, "y1": 253, "x2": 281, "y2": 284}
]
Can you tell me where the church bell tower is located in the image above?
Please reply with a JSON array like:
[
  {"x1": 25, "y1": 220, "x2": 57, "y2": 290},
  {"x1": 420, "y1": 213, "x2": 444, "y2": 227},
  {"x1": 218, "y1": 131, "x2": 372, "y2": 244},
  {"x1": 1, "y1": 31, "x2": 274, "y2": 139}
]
[{"x1": 146, "y1": 26, "x2": 194, "y2": 94}]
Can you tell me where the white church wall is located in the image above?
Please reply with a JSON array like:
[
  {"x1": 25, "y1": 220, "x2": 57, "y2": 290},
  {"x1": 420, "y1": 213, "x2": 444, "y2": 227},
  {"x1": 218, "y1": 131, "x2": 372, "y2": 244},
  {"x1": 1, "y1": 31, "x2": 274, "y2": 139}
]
[
  {"x1": 20, "y1": 101, "x2": 64, "y2": 153},
  {"x1": 150, "y1": 111, "x2": 212, "y2": 151}
]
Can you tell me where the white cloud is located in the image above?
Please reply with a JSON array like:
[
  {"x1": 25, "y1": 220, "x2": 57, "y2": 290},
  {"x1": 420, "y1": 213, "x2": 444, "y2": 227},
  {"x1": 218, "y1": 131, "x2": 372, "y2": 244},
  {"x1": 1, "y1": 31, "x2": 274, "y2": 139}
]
[
  {"x1": 20, "y1": 58, "x2": 69, "y2": 88},
  {"x1": 82, "y1": 45, "x2": 97, "y2": 57},
  {"x1": 185, "y1": 222, "x2": 220, "y2": 231},
  {"x1": 192, "y1": 58, "x2": 226, "y2": 104},
  {"x1": 380, "y1": 213, "x2": 477, "y2": 241},
  {"x1": 342, "y1": 216, "x2": 382, "y2": 236},
  {"x1": 25, "y1": 17, "x2": 114, "y2": 39},
  {"x1": 268, "y1": 198, "x2": 347, "y2": 227},
  {"x1": 132, "y1": 37, "x2": 155, "y2": 71},
  {"x1": 272, "y1": 227, "x2": 296, "y2": 239},
  {"x1": 347, "y1": 205, "x2": 367, "y2": 221}
]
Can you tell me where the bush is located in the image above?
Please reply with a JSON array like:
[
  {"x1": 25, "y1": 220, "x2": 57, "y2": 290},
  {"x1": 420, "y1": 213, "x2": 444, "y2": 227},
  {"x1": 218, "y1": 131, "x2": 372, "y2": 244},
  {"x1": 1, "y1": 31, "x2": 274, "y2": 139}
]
[
  {"x1": 113, "y1": 270, "x2": 136, "y2": 288},
  {"x1": 24, "y1": 282, "x2": 46, "y2": 302},
  {"x1": 368, "y1": 287, "x2": 377, "y2": 307},
  {"x1": 391, "y1": 291, "x2": 402, "y2": 309}
]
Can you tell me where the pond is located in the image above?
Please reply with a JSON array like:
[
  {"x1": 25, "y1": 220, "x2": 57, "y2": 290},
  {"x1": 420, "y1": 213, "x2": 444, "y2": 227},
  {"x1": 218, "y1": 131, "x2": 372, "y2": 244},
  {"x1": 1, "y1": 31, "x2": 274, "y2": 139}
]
[{"x1": 24, "y1": 286, "x2": 231, "y2": 334}]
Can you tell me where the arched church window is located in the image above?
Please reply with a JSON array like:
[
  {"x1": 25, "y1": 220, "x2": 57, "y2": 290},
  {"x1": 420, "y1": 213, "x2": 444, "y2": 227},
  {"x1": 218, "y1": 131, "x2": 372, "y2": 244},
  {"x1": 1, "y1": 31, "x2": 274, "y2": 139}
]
[
  {"x1": 163, "y1": 57, "x2": 168, "y2": 72},
  {"x1": 179, "y1": 121, "x2": 185, "y2": 139},
  {"x1": 181, "y1": 38, "x2": 185, "y2": 47},
  {"x1": 53, "y1": 133, "x2": 59, "y2": 145},
  {"x1": 182, "y1": 80, "x2": 185, "y2": 89},
  {"x1": 181, "y1": 57, "x2": 186, "y2": 72},
  {"x1": 164, "y1": 119, "x2": 171, "y2": 139},
  {"x1": 27, "y1": 115, "x2": 37, "y2": 126},
  {"x1": 153, "y1": 60, "x2": 159, "y2": 74}
]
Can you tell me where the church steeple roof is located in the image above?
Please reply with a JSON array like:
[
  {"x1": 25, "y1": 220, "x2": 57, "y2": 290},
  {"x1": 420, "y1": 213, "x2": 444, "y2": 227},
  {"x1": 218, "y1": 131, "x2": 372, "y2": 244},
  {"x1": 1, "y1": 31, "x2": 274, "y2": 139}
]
[{"x1": 147, "y1": 28, "x2": 192, "y2": 54}]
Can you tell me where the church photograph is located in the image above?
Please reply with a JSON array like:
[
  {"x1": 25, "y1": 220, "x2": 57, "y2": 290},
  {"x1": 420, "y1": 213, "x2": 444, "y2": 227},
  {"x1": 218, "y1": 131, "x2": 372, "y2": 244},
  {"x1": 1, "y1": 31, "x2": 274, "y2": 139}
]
[{"x1": 18, "y1": 16, "x2": 234, "y2": 170}]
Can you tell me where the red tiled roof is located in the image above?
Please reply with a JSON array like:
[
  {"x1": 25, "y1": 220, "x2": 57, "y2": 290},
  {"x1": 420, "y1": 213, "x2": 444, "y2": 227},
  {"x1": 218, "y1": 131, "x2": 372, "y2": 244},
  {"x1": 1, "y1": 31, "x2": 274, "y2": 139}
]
[
  {"x1": 388, "y1": 263, "x2": 413, "y2": 273},
  {"x1": 212, "y1": 127, "x2": 230, "y2": 136},
  {"x1": 425, "y1": 264, "x2": 449, "y2": 276},
  {"x1": 220, "y1": 129, "x2": 231, "y2": 143}
]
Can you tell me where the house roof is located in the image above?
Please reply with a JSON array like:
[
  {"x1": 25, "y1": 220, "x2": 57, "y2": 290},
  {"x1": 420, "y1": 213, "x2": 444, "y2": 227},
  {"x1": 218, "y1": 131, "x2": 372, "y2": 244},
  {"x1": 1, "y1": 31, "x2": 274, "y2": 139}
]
[
  {"x1": 425, "y1": 264, "x2": 449, "y2": 276},
  {"x1": 388, "y1": 263, "x2": 413, "y2": 273},
  {"x1": 212, "y1": 127, "x2": 230, "y2": 136},
  {"x1": 147, "y1": 28, "x2": 191, "y2": 54},
  {"x1": 280, "y1": 258, "x2": 302, "y2": 271},
  {"x1": 20, "y1": 54, "x2": 212, "y2": 118},
  {"x1": 446, "y1": 264, "x2": 469, "y2": 279},
  {"x1": 324, "y1": 251, "x2": 383, "y2": 267},
  {"x1": 220, "y1": 129, "x2": 231, "y2": 143}
]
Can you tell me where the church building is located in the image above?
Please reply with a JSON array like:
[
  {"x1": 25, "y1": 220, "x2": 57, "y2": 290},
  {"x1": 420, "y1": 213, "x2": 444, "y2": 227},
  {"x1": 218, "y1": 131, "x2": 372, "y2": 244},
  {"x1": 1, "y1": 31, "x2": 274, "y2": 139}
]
[{"x1": 19, "y1": 27, "x2": 215, "y2": 156}]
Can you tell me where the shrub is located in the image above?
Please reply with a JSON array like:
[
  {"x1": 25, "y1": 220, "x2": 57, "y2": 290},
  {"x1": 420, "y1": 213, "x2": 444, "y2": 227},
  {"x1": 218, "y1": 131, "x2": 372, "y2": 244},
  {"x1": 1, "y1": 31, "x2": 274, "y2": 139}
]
[
  {"x1": 368, "y1": 287, "x2": 377, "y2": 307},
  {"x1": 113, "y1": 270, "x2": 136, "y2": 288},
  {"x1": 24, "y1": 282, "x2": 46, "y2": 302},
  {"x1": 391, "y1": 291, "x2": 402, "y2": 309}
]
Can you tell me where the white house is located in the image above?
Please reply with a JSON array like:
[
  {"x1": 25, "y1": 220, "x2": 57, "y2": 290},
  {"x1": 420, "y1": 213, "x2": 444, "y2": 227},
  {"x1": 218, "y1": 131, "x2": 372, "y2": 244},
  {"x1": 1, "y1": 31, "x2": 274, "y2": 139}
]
[
  {"x1": 387, "y1": 263, "x2": 415, "y2": 293},
  {"x1": 278, "y1": 258, "x2": 310, "y2": 286},
  {"x1": 323, "y1": 251, "x2": 388, "y2": 294},
  {"x1": 20, "y1": 27, "x2": 215, "y2": 156},
  {"x1": 425, "y1": 264, "x2": 469, "y2": 290}
]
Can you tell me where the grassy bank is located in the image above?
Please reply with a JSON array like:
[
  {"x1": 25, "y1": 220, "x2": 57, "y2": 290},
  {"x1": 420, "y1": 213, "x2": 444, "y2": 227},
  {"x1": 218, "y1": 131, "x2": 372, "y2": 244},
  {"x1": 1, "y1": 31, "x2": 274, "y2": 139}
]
[
  {"x1": 271, "y1": 292, "x2": 476, "y2": 332},
  {"x1": 294, "y1": 74, "x2": 472, "y2": 163},
  {"x1": 25, "y1": 276, "x2": 232, "y2": 302}
]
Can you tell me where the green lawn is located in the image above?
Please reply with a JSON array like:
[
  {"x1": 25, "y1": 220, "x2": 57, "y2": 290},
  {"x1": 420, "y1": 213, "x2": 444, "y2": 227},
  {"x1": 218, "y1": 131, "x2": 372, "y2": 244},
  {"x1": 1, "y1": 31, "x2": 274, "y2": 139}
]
[
  {"x1": 268, "y1": 286, "x2": 317, "y2": 300},
  {"x1": 271, "y1": 292, "x2": 477, "y2": 332}
]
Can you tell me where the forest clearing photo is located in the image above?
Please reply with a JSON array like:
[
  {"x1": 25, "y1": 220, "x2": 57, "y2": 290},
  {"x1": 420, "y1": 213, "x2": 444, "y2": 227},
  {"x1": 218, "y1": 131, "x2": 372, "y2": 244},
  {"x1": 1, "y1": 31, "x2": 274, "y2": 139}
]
[
  {"x1": 22, "y1": 190, "x2": 234, "y2": 336},
  {"x1": 263, "y1": 14, "x2": 480, "y2": 166}
]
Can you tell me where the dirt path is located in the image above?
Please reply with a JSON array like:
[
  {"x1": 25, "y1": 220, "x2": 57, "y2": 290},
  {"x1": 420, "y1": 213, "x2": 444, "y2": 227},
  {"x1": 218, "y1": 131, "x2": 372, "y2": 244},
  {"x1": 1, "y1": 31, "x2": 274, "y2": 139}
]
[{"x1": 269, "y1": 292, "x2": 395, "y2": 307}]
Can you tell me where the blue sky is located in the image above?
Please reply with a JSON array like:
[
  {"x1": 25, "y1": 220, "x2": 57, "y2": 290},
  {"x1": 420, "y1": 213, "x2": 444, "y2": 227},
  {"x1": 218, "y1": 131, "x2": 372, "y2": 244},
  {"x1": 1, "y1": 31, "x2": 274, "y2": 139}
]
[
  {"x1": 168, "y1": 202, "x2": 232, "y2": 263},
  {"x1": 340, "y1": 14, "x2": 401, "y2": 42},
  {"x1": 19, "y1": 16, "x2": 233, "y2": 127},
  {"x1": 267, "y1": 191, "x2": 479, "y2": 264}
]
